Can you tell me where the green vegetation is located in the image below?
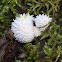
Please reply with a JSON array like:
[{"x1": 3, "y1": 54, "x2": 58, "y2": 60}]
[{"x1": 0, "y1": 0, "x2": 62, "y2": 62}]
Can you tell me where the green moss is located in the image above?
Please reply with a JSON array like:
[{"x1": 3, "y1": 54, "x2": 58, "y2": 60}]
[{"x1": 0, "y1": 0, "x2": 62, "y2": 62}]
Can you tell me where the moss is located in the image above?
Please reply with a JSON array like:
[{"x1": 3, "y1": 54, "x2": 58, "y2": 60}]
[{"x1": 0, "y1": 0, "x2": 62, "y2": 62}]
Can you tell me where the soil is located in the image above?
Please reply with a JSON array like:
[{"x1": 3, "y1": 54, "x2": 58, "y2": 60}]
[{"x1": 0, "y1": 28, "x2": 25, "y2": 62}]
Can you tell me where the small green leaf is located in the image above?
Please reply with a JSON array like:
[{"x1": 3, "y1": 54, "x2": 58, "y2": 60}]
[{"x1": 41, "y1": 33, "x2": 50, "y2": 40}]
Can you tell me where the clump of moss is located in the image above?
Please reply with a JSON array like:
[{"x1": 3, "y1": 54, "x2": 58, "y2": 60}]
[{"x1": 0, "y1": 0, "x2": 62, "y2": 62}]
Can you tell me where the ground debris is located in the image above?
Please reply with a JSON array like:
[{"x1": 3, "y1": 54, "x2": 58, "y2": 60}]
[{"x1": 0, "y1": 37, "x2": 9, "y2": 62}]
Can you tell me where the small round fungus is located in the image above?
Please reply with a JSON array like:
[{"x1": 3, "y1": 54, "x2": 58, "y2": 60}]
[
  {"x1": 11, "y1": 13, "x2": 35, "y2": 43},
  {"x1": 33, "y1": 26, "x2": 41, "y2": 37},
  {"x1": 34, "y1": 14, "x2": 52, "y2": 28},
  {"x1": 11, "y1": 13, "x2": 52, "y2": 43}
]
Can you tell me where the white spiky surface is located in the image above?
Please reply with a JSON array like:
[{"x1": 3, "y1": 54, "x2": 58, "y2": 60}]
[
  {"x1": 11, "y1": 13, "x2": 52, "y2": 43},
  {"x1": 33, "y1": 26, "x2": 41, "y2": 37},
  {"x1": 34, "y1": 14, "x2": 52, "y2": 28},
  {"x1": 11, "y1": 13, "x2": 35, "y2": 43}
]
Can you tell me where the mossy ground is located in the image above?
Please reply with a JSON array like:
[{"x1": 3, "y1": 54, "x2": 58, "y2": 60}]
[{"x1": 0, "y1": 0, "x2": 62, "y2": 62}]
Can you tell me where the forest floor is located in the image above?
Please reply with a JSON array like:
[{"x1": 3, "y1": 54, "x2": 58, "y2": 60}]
[{"x1": 0, "y1": 28, "x2": 25, "y2": 62}]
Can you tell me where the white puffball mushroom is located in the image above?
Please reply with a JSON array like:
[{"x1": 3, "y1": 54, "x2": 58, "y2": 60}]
[
  {"x1": 11, "y1": 13, "x2": 35, "y2": 43},
  {"x1": 33, "y1": 26, "x2": 41, "y2": 37},
  {"x1": 34, "y1": 14, "x2": 52, "y2": 28},
  {"x1": 11, "y1": 13, "x2": 52, "y2": 43}
]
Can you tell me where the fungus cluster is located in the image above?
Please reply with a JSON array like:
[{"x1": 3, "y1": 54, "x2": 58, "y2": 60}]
[{"x1": 11, "y1": 13, "x2": 52, "y2": 43}]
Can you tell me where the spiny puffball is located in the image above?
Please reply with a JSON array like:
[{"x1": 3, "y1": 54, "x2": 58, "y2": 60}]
[
  {"x1": 34, "y1": 14, "x2": 52, "y2": 27},
  {"x1": 11, "y1": 13, "x2": 52, "y2": 43},
  {"x1": 11, "y1": 13, "x2": 41, "y2": 43}
]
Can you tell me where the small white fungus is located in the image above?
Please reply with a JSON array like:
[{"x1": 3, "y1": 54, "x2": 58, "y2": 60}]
[
  {"x1": 11, "y1": 13, "x2": 52, "y2": 43},
  {"x1": 34, "y1": 14, "x2": 52, "y2": 28},
  {"x1": 33, "y1": 26, "x2": 41, "y2": 37},
  {"x1": 11, "y1": 13, "x2": 35, "y2": 43}
]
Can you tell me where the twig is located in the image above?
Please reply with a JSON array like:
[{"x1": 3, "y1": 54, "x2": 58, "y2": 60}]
[{"x1": 55, "y1": 52, "x2": 60, "y2": 62}]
